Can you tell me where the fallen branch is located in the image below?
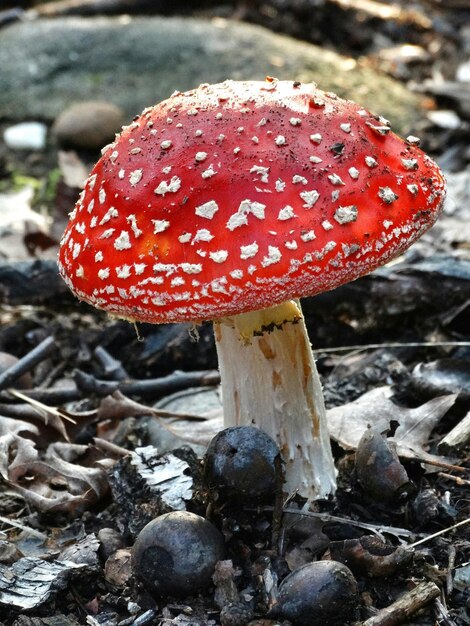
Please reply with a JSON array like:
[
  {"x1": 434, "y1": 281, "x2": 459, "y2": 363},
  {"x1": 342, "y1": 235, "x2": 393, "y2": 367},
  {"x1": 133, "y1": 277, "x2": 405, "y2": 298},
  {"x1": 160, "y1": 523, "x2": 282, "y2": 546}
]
[
  {"x1": 0, "y1": 336, "x2": 56, "y2": 391},
  {"x1": 74, "y1": 368, "x2": 220, "y2": 398},
  {"x1": 433, "y1": 598, "x2": 458, "y2": 626},
  {"x1": 360, "y1": 581, "x2": 440, "y2": 626},
  {"x1": 0, "y1": 370, "x2": 220, "y2": 405}
]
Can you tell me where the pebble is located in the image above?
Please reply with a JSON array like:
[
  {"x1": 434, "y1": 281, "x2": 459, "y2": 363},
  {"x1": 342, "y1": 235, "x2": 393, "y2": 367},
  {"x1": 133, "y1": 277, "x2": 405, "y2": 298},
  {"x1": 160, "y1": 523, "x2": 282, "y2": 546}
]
[
  {"x1": 127, "y1": 602, "x2": 140, "y2": 615},
  {"x1": 53, "y1": 101, "x2": 125, "y2": 150},
  {"x1": 456, "y1": 60, "x2": 470, "y2": 82},
  {"x1": 3, "y1": 122, "x2": 47, "y2": 150},
  {"x1": 98, "y1": 527, "x2": 126, "y2": 562},
  {"x1": 220, "y1": 602, "x2": 254, "y2": 626},
  {"x1": 427, "y1": 109, "x2": 462, "y2": 130},
  {"x1": 104, "y1": 548, "x2": 133, "y2": 588},
  {"x1": 0, "y1": 540, "x2": 23, "y2": 565}
]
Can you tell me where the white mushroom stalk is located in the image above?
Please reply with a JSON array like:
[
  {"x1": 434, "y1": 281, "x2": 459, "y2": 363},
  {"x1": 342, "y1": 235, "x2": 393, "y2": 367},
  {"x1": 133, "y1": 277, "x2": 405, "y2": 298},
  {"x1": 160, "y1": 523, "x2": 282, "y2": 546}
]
[{"x1": 214, "y1": 300, "x2": 336, "y2": 501}]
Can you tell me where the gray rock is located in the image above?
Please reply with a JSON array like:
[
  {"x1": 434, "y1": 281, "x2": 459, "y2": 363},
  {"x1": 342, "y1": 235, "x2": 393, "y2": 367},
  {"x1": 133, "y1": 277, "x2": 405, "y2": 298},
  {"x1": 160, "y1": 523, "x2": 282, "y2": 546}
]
[
  {"x1": 0, "y1": 16, "x2": 424, "y2": 135},
  {"x1": 53, "y1": 101, "x2": 125, "y2": 150}
]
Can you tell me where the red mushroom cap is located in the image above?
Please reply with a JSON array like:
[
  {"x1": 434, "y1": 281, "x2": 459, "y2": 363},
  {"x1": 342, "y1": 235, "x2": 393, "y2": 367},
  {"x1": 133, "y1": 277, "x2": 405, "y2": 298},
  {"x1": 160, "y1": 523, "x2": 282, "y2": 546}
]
[{"x1": 58, "y1": 80, "x2": 446, "y2": 323}]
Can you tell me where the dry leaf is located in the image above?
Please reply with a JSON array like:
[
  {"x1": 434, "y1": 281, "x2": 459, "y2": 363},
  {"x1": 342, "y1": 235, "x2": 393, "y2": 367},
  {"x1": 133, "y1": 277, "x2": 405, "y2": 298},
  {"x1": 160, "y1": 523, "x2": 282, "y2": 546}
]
[
  {"x1": 160, "y1": 414, "x2": 223, "y2": 447},
  {"x1": 0, "y1": 433, "x2": 109, "y2": 514},
  {"x1": 0, "y1": 414, "x2": 38, "y2": 438},
  {"x1": 327, "y1": 386, "x2": 458, "y2": 467}
]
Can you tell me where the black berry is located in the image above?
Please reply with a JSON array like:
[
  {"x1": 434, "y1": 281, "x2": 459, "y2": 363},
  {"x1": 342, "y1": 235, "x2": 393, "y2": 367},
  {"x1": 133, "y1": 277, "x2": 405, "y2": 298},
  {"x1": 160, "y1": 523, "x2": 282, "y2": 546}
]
[
  {"x1": 204, "y1": 425, "x2": 281, "y2": 502},
  {"x1": 276, "y1": 560, "x2": 359, "y2": 626},
  {"x1": 132, "y1": 511, "x2": 224, "y2": 597}
]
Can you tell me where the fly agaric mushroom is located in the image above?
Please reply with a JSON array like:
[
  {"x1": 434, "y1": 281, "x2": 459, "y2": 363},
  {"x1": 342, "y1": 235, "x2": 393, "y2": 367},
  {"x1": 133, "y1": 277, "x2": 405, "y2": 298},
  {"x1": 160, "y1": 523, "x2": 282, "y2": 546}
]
[{"x1": 58, "y1": 79, "x2": 446, "y2": 501}]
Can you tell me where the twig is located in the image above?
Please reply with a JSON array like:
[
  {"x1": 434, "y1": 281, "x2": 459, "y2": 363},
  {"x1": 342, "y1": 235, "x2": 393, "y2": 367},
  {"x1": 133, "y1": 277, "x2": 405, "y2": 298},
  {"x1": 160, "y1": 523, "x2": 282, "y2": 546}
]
[
  {"x1": 118, "y1": 369, "x2": 221, "y2": 394},
  {"x1": 0, "y1": 515, "x2": 48, "y2": 540},
  {"x1": 93, "y1": 437, "x2": 131, "y2": 458},
  {"x1": 248, "y1": 507, "x2": 419, "y2": 540},
  {"x1": 94, "y1": 346, "x2": 128, "y2": 381},
  {"x1": 278, "y1": 506, "x2": 470, "y2": 553},
  {"x1": 405, "y1": 455, "x2": 466, "y2": 474},
  {"x1": 434, "y1": 597, "x2": 458, "y2": 626},
  {"x1": 284, "y1": 508, "x2": 418, "y2": 540},
  {"x1": 446, "y1": 545, "x2": 457, "y2": 596},
  {"x1": 7, "y1": 388, "x2": 76, "y2": 424},
  {"x1": 36, "y1": 358, "x2": 68, "y2": 389},
  {"x1": 0, "y1": 401, "x2": 59, "y2": 421},
  {"x1": 0, "y1": 369, "x2": 221, "y2": 405},
  {"x1": 74, "y1": 369, "x2": 119, "y2": 395},
  {"x1": 74, "y1": 368, "x2": 220, "y2": 398},
  {"x1": 314, "y1": 340, "x2": 470, "y2": 355},
  {"x1": 0, "y1": 336, "x2": 57, "y2": 391},
  {"x1": 360, "y1": 581, "x2": 440, "y2": 626},
  {"x1": 407, "y1": 517, "x2": 470, "y2": 549},
  {"x1": 0, "y1": 386, "x2": 80, "y2": 405},
  {"x1": 438, "y1": 472, "x2": 470, "y2": 487}
]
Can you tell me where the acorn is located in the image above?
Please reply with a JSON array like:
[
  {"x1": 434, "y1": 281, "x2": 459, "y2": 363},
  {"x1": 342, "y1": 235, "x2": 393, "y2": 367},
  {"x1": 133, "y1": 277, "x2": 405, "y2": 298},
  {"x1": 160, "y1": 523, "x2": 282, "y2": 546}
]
[
  {"x1": 204, "y1": 426, "x2": 281, "y2": 502},
  {"x1": 274, "y1": 561, "x2": 359, "y2": 626},
  {"x1": 355, "y1": 427, "x2": 415, "y2": 503},
  {"x1": 132, "y1": 511, "x2": 224, "y2": 597}
]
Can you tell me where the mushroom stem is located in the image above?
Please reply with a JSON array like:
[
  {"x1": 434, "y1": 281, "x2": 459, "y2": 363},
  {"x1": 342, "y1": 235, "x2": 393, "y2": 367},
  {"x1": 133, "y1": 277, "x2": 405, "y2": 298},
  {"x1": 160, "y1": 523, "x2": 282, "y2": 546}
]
[{"x1": 214, "y1": 300, "x2": 337, "y2": 501}]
